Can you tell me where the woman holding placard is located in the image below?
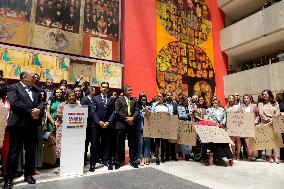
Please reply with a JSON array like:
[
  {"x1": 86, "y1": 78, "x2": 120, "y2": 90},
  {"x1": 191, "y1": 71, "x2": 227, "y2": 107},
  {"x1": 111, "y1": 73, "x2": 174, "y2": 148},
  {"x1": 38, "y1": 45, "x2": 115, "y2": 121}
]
[
  {"x1": 177, "y1": 96, "x2": 194, "y2": 161},
  {"x1": 225, "y1": 95, "x2": 241, "y2": 160},
  {"x1": 151, "y1": 93, "x2": 170, "y2": 165},
  {"x1": 207, "y1": 98, "x2": 233, "y2": 166},
  {"x1": 258, "y1": 90, "x2": 280, "y2": 163},
  {"x1": 239, "y1": 94, "x2": 260, "y2": 161}
]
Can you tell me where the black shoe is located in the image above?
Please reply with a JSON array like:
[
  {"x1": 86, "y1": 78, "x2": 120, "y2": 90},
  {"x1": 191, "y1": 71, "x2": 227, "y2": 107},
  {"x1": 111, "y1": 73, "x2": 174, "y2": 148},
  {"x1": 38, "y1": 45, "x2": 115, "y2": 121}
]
[
  {"x1": 89, "y1": 165, "x2": 95, "y2": 172},
  {"x1": 108, "y1": 164, "x2": 113, "y2": 170},
  {"x1": 185, "y1": 154, "x2": 189, "y2": 161},
  {"x1": 161, "y1": 158, "x2": 165, "y2": 163},
  {"x1": 24, "y1": 175, "x2": 36, "y2": 184},
  {"x1": 3, "y1": 179, "x2": 13, "y2": 189},
  {"x1": 156, "y1": 158, "x2": 160, "y2": 165},
  {"x1": 115, "y1": 161, "x2": 124, "y2": 169}
]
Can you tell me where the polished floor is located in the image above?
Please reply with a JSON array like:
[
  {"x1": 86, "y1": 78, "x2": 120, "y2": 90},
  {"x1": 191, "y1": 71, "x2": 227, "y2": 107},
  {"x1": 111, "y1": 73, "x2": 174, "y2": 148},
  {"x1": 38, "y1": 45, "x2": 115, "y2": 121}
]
[{"x1": 3, "y1": 159, "x2": 284, "y2": 189}]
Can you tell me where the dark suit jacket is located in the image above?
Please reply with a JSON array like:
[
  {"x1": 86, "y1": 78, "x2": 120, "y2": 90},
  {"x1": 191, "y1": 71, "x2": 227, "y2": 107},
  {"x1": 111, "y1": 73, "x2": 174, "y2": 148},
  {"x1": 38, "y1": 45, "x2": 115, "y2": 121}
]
[
  {"x1": 81, "y1": 95, "x2": 93, "y2": 127},
  {"x1": 91, "y1": 95, "x2": 115, "y2": 128},
  {"x1": 6, "y1": 82, "x2": 45, "y2": 127},
  {"x1": 115, "y1": 96, "x2": 139, "y2": 130}
]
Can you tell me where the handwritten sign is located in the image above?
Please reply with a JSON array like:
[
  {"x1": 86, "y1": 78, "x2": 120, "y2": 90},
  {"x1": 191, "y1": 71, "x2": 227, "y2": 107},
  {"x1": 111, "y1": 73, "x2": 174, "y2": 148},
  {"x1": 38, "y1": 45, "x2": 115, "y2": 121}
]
[
  {"x1": 194, "y1": 125, "x2": 234, "y2": 145},
  {"x1": 251, "y1": 124, "x2": 284, "y2": 150},
  {"x1": 175, "y1": 118, "x2": 196, "y2": 146},
  {"x1": 226, "y1": 113, "x2": 255, "y2": 137},
  {"x1": 272, "y1": 115, "x2": 284, "y2": 133},
  {"x1": 143, "y1": 112, "x2": 177, "y2": 140},
  {"x1": 0, "y1": 107, "x2": 8, "y2": 147}
]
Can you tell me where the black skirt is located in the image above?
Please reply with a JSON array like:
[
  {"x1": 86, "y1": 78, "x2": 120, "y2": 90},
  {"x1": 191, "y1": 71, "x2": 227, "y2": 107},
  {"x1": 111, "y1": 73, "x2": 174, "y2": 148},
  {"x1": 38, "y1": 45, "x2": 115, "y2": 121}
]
[{"x1": 212, "y1": 143, "x2": 233, "y2": 160}]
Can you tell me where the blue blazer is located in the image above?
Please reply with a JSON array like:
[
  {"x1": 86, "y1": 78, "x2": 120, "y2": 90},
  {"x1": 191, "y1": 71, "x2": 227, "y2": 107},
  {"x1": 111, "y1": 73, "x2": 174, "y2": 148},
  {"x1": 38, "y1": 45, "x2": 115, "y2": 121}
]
[{"x1": 91, "y1": 95, "x2": 115, "y2": 128}]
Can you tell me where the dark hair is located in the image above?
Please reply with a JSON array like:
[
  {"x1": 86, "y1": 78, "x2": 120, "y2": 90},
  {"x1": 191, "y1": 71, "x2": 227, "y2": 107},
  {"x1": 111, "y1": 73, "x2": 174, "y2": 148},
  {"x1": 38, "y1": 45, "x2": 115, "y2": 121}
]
[
  {"x1": 60, "y1": 79, "x2": 67, "y2": 85},
  {"x1": 0, "y1": 83, "x2": 7, "y2": 98},
  {"x1": 122, "y1": 85, "x2": 131, "y2": 93},
  {"x1": 0, "y1": 70, "x2": 3, "y2": 74},
  {"x1": 101, "y1": 81, "x2": 109, "y2": 88},
  {"x1": 85, "y1": 87, "x2": 94, "y2": 96},
  {"x1": 179, "y1": 96, "x2": 188, "y2": 107},
  {"x1": 138, "y1": 94, "x2": 148, "y2": 109},
  {"x1": 20, "y1": 71, "x2": 28, "y2": 79},
  {"x1": 49, "y1": 87, "x2": 65, "y2": 104},
  {"x1": 83, "y1": 81, "x2": 90, "y2": 86},
  {"x1": 261, "y1": 89, "x2": 276, "y2": 105},
  {"x1": 40, "y1": 90, "x2": 47, "y2": 102}
]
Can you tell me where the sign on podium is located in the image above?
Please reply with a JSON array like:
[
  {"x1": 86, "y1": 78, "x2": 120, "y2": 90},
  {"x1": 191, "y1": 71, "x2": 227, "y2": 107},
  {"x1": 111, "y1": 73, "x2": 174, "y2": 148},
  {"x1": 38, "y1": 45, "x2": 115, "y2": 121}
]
[{"x1": 60, "y1": 104, "x2": 88, "y2": 177}]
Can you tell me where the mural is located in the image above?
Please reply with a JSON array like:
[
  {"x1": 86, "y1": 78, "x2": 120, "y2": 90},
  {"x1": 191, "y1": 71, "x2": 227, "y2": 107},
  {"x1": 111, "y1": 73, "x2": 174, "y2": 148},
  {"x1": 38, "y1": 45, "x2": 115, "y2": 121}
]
[
  {"x1": 156, "y1": 0, "x2": 215, "y2": 100},
  {"x1": 0, "y1": 0, "x2": 121, "y2": 62},
  {"x1": 0, "y1": 46, "x2": 122, "y2": 88},
  {"x1": 0, "y1": 0, "x2": 32, "y2": 46},
  {"x1": 82, "y1": 0, "x2": 120, "y2": 61}
]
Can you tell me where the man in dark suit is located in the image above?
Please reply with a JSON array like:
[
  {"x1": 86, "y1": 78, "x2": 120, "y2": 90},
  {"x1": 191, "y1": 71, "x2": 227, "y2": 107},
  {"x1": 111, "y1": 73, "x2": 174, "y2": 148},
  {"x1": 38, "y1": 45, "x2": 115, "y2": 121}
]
[
  {"x1": 89, "y1": 82, "x2": 115, "y2": 172},
  {"x1": 115, "y1": 85, "x2": 140, "y2": 169},
  {"x1": 3, "y1": 71, "x2": 45, "y2": 189},
  {"x1": 80, "y1": 86, "x2": 96, "y2": 165}
]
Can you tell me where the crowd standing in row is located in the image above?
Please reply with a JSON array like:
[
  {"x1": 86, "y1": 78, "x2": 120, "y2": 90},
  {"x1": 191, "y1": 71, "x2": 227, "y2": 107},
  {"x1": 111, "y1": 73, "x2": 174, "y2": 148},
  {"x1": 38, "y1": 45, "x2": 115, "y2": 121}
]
[{"x1": 0, "y1": 70, "x2": 283, "y2": 189}]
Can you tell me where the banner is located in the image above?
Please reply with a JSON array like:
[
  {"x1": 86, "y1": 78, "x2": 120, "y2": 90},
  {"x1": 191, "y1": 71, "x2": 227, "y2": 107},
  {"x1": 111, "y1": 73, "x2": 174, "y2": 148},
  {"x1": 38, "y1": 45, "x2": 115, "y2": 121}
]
[
  {"x1": 60, "y1": 105, "x2": 88, "y2": 176},
  {"x1": 251, "y1": 124, "x2": 284, "y2": 150},
  {"x1": 143, "y1": 112, "x2": 177, "y2": 140},
  {"x1": 175, "y1": 118, "x2": 197, "y2": 146},
  {"x1": 0, "y1": 107, "x2": 8, "y2": 147},
  {"x1": 226, "y1": 113, "x2": 255, "y2": 137},
  {"x1": 195, "y1": 125, "x2": 234, "y2": 145},
  {"x1": 272, "y1": 115, "x2": 284, "y2": 133}
]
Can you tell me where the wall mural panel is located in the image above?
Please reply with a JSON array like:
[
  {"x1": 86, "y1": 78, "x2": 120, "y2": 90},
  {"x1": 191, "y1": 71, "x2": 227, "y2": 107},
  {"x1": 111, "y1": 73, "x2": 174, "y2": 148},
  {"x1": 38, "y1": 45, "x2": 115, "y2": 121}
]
[
  {"x1": 0, "y1": 46, "x2": 122, "y2": 88},
  {"x1": 0, "y1": 0, "x2": 121, "y2": 62},
  {"x1": 156, "y1": 0, "x2": 215, "y2": 100}
]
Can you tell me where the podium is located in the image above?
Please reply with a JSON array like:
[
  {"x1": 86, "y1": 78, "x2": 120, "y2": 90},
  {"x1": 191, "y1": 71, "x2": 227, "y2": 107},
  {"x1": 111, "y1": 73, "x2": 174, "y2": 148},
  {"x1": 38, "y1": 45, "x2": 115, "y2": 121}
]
[{"x1": 60, "y1": 105, "x2": 88, "y2": 176}]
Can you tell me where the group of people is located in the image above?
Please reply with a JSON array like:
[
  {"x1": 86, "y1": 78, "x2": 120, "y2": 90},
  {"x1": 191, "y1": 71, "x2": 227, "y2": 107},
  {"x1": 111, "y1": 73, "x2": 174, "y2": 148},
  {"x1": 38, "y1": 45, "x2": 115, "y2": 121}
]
[
  {"x1": 84, "y1": 0, "x2": 119, "y2": 40},
  {"x1": 0, "y1": 69, "x2": 284, "y2": 189},
  {"x1": 35, "y1": 0, "x2": 81, "y2": 33},
  {"x1": 228, "y1": 50, "x2": 284, "y2": 74}
]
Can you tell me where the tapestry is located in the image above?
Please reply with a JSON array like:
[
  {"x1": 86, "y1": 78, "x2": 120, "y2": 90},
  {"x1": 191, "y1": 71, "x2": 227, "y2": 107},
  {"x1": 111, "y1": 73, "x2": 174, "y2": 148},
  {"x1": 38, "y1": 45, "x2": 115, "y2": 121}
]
[{"x1": 156, "y1": 0, "x2": 215, "y2": 100}]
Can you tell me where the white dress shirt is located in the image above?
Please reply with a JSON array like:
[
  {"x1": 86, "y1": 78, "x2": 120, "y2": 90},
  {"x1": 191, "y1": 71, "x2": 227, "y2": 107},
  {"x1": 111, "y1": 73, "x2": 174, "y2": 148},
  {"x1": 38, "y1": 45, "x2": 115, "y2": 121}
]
[{"x1": 20, "y1": 81, "x2": 33, "y2": 102}]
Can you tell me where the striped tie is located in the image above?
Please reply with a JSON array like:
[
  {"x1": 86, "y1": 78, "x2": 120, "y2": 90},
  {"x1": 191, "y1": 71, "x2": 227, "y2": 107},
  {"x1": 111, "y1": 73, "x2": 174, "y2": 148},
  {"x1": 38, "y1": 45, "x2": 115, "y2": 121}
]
[{"x1": 103, "y1": 96, "x2": 107, "y2": 108}]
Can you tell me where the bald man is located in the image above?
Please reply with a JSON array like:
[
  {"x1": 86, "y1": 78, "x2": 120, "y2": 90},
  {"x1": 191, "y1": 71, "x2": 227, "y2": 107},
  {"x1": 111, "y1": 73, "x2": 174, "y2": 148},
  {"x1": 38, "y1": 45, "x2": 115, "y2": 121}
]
[{"x1": 3, "y1": 71, "x2": 45, "y2": 189}]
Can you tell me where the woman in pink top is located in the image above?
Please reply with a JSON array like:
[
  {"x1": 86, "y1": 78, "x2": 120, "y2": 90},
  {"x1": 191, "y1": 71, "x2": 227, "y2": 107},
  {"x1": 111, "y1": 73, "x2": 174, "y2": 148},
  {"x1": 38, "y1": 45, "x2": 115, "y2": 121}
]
[
  {"x1": 258, "y1": 90, "x2": 280, "y2": 163},
  {"x1": 239, "y1": 94, "x2": 259, "y2": 161}
]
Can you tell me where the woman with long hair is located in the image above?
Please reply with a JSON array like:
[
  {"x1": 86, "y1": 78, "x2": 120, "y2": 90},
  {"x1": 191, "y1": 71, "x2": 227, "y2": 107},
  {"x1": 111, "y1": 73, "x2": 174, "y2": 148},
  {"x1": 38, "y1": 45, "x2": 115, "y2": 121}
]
[
  {"x1": 225, "y1": 95, "x2": 241, "y2": 160},
  {"x1": 239, "y1": 94, "x2": 259, "y2": 161},
  {"x1": 177, "y1": 96, "x2": 194, "y2": 161},
  {"x1": 137, "y1": 94, "x2": 151, "y2": 165},
  {"x1": 207, "y1": 98, "x2": 233, "y2": 166},
  {"x1": 258, "y1": 90, "x2": 280, "y2": 163},
  {"x1": 46, "y1": 88, "x2": 65, "y2": 132}
]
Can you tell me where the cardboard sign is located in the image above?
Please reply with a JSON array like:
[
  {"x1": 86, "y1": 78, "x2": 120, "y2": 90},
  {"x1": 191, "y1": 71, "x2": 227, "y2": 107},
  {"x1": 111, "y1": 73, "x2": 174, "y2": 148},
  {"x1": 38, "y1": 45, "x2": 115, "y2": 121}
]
[
  {"x1": 143, "y1": 112, "x2": 177, "y2": 140},
  {"x1": 0, "y1": 107, "x2": 8, "y2": 147},
  {"x1": 226, "y1": 113, "x2": 255, "y2": 137},
  {"x1": 195, "y1": 125, "x2": 234, "y2": 145},
  {"x1": 251, "y1": 124, "x2": 284, "y2": 150},
  {"x1": 272, "y1": 115, "x2": 284, "y2": 133},
  {"x1": 176, "y1": 118, "x2": 197, "y2": 146}
]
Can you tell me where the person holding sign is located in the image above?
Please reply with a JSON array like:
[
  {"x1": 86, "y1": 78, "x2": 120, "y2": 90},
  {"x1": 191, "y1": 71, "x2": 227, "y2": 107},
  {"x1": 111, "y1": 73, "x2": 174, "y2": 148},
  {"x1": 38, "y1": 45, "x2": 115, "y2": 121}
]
[
  {"x1": 89, "y1": 82, "x2": 115, "y2": 172},
  {"x1": 225, "y1": 95, "x2": 240, "y2": 160},
  {"x1": 258, "y1": 90, "x2": 280, "y2": 163},
  {"x1": 151, "y1": 93, "x2": 170, "y2": 165},
  {"x1": 207, "y1": 98, "x2": 233, "y2": 167},
  {"x1": 239, "y1": 94, "x2": 260, "y2": 161},
  {"x1": 177, "y1": 96, "x2": 194, "y2": 161}
]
